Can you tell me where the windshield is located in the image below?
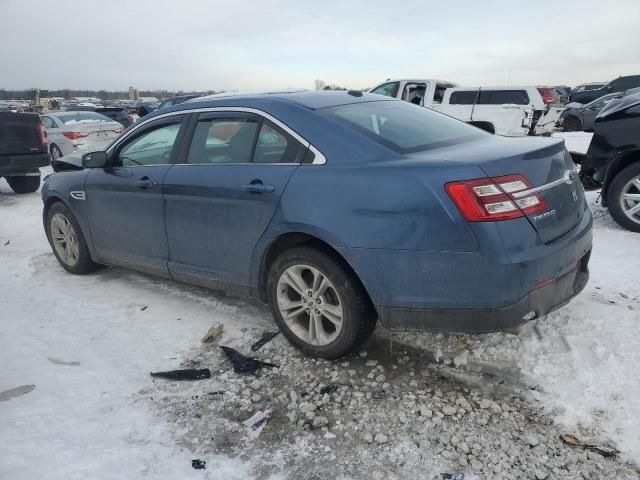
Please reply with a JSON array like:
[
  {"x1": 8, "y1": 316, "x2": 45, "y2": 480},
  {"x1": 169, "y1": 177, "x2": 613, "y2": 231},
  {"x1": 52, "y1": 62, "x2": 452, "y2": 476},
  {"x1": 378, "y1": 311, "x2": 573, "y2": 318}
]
[
  {"x1": 56, "y1": 112, "x2": 113, "y2": 125},
  {"x1": 324, "y1": 100, "x2": 486, "y2": 152}
]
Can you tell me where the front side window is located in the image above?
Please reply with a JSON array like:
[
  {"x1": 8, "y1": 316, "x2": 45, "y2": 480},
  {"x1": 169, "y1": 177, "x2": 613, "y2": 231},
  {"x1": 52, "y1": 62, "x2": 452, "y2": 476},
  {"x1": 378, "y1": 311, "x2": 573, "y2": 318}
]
[
  {"x1": 402, "y1": 83, "x2": 426, "y2": 105},
  {"x1": 370, "y1": 82, "x2": 400, "y2": 98},
  {"x1": 116, "y1": 122, "x2": 181, "y2": 167},
  {"x1": 325, "y1": 100, "x2": 486, "y2": 153}
]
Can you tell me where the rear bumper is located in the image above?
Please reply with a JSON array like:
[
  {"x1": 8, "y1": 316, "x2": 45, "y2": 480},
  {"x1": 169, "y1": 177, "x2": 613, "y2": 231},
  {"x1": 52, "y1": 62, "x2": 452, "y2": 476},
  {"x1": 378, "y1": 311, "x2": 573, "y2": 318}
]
[
  {"x1": 377, "y1": 250, "x2": 590, "y2": 332},
  {"x1": 0, "y1": 153, "x2": 50, "y2": 176}
]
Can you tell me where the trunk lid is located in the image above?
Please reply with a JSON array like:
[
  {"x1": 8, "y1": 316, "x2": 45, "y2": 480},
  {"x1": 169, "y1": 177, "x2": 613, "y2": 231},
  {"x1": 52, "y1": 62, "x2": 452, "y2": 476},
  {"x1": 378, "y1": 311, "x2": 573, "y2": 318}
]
[{"x1": 409, "y1": 136, "x2": 585, "y2": 243}]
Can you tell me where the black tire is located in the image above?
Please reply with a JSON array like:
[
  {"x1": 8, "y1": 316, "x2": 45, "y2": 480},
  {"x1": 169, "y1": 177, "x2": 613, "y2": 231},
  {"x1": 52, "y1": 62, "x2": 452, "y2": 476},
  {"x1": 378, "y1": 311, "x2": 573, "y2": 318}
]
[
  {"x1": 45, "y1": 202, "x2": 101, "y2": 274},
  {"x1": 50, "y1": 144, "x2": 63, "y2": 160},
  {"x1": 563, "y1": 116, "x2": 582, "y2": 132},
  {"x1": 267, "y1": 246, "x2": 376, "y2": 359},
  {"x1": 607, "y1": 163, "x2": 640, "y2": 233},
  {"x1": 6, "y1": 175, "x2": 41, "y2": 193}
]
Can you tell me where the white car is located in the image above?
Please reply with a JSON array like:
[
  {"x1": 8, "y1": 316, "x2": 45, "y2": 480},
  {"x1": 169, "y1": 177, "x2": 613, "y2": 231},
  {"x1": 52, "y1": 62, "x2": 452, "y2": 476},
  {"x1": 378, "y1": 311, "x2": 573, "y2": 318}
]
[
  {"x1": 369, "y1": 79, "x2": 563, "y2": 136},
  {"x1": 40, "y1": 111, "x2": 123, "y2": 160}
]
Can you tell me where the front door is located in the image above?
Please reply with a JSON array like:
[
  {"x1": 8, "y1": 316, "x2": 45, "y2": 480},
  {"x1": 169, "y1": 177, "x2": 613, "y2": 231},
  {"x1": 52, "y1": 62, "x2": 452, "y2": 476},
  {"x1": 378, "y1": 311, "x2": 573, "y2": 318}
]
[
  {"x1": 163, "y1": 112, "x2": 305, "y2": 289},
  {"x1": 84, "y1": 116, "x2": 187, "y2": 276}
]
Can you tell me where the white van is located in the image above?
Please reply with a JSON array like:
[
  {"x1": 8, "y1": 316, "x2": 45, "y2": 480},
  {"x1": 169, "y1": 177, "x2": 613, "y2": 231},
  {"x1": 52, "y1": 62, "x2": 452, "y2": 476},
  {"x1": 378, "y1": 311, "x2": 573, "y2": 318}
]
[{"x1": 369, "y1": 79, "x2": 563, "y2": 136}]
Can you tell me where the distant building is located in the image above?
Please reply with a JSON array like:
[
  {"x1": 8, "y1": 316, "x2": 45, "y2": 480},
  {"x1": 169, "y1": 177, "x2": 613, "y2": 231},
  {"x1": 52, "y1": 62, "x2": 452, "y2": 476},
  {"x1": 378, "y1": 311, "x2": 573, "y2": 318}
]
[
  {"x1": 315, "y1": 79, "x2": 325, "y2": 91},
  {"x1": 128, "y1": 86, "x2": 135, "y2": 100}
]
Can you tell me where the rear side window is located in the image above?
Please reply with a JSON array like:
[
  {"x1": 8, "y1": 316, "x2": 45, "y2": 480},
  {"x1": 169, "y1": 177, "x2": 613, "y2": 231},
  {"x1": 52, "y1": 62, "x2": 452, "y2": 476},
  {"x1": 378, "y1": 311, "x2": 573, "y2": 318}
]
[
  {"x1": 478, "y1": 90, "x2": 530, "y2": 105},
  {"x1": 325, "y1": 100, "x2": 486, "y2": 153},
  {"x1": 254, "y1": 121, "x2": 305, "y2": 164},
  {"x1": 370, "y1": 82, "x2": 400, "y2": 98},
  {"x1": 449, "y1": 90, "x2": 479, "y2": 105}
]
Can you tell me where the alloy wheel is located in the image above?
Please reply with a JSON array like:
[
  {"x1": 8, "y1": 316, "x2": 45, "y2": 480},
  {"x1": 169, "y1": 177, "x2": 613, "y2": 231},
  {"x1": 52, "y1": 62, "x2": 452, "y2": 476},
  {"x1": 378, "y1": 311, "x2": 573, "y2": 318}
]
[
  {"x1": 620, "y1": 175, "x2": 640, "y2": 225},
  {"x1": 51, "y1": 213, "x2": 79, "y2": 266},
  {"x1": 276, "y1": 264, "x2": 343, "y2": 346}
]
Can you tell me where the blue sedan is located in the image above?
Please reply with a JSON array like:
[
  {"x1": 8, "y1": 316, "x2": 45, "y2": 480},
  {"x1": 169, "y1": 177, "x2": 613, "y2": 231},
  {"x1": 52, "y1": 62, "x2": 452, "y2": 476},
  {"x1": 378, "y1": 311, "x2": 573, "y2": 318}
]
[{"x1": 42, "y1": 91, "x2": 592, "y2": 358}]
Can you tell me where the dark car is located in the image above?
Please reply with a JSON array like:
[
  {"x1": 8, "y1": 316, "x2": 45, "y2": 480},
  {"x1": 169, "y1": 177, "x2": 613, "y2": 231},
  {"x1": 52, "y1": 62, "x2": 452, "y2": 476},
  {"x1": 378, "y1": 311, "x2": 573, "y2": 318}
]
[
  {"x1": 157, "y1": 94, "x2": 202, "y2": 110},
  {"x1": 558, "y1": 93, "x2": 618, "y2": 131},
  {"x1": 573, "y1": 90, "x2": 640, "y2": 232},
  {"x1": 570, "y1": 75, "x2": 640, "y2": 104},
  {"x1": 0, "y1": 112, "x2": 50, "y2": 193},
  {"x1": 41, "y1": 91, "x2": 591, "y2": 358},
  {"x1": 67, "y1": 105, "x2": 134, "y2": 128}
]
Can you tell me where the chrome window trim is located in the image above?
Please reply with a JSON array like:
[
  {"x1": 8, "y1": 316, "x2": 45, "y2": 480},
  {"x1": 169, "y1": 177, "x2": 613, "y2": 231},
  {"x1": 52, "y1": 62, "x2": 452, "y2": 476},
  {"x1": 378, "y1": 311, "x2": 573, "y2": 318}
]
[
  {"x1": 107, "y1": 106, "x2": 327, "y2": 165},
  {"x1": 511, "y1": 169, "x2": 577, "y2": 199}
]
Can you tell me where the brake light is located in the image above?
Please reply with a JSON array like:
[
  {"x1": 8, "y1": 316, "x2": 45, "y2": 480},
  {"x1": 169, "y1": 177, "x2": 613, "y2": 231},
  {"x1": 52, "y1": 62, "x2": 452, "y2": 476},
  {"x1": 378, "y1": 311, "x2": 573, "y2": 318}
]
[
  {"x1": 445, "y1": 174, "x2": 547, "y2": 222},
  {"x1": 37, "y1": 121, "x2": 47, "y2": 146},
  {"x1": 63, "y1": 131, "x2": 88, "y2": 140},
  {"x1": 537, "y1": 87, "x2": 556, "y2": 104}
]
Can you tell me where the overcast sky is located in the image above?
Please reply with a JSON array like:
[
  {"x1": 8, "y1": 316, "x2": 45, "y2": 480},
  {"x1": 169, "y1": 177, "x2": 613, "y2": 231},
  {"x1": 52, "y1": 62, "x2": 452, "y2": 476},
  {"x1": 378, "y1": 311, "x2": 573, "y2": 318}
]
[{"x1": 2, "y1": 0, "x2": 639, "y2": 91}]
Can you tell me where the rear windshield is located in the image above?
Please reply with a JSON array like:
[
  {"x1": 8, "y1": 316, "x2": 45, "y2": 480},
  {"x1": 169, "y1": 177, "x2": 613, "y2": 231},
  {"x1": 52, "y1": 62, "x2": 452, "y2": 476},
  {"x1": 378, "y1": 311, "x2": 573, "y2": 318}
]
[
  {"x1": 56, "y1": 112, "x2": 112, "y2": 125},
  {"x1": 324, "y1": 100, "x2": 485, "y2": 152}
]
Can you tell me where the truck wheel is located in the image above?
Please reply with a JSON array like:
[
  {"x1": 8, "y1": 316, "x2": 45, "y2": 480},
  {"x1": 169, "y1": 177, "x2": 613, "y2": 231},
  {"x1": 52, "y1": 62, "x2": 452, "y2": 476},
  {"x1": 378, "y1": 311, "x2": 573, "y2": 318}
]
[
  {"x1": 563, "y1": 116, "x2": 582, "y2": 132},
  {"x1": 267, "y1": 246, "x2": 376, "y2": 359},
  {"x1": 6, "y1": 175, "x2": 41, "y2": 193},
  {"x1": 45, "y1": 202, "x2": 101, "y2": 274},
  {"x1": 607, "y1": 163, "x2": 640, "y2": 233},
  {"x1": 50, "y1": 144, "x2": 63, "y2": 160}
]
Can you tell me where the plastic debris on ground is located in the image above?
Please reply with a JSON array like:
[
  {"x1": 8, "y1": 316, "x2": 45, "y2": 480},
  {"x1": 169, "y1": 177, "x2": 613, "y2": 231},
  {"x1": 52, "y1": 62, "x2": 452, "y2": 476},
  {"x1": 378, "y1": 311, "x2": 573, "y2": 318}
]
[
  {"x1": 150, "y1": 368, "x2": 211, "y2": 381},
  {"x1": 319, "y1": 384, "x2": 339, "y2": 395},
  {"x1": 220, "y1": 346, "x2": 278, "y2": 374},
  {"x1": 191, "y1": 459, "x2": 206, "y2": 469},
  {"x1": 0, "y1": 385, "x2": 35, "y2": 402},
  {"x1": 250, "y1": 331, "x2": 280, "y2": 351},
  {"x1": 201, "y1": 323, "x2": 224, "y2": 343},
  {"x1": 560, "y1": 434, "x2": 620, "y2": 457},
  {"x1": 242, "y1": 410, "x2": 272, "y2": 440}
]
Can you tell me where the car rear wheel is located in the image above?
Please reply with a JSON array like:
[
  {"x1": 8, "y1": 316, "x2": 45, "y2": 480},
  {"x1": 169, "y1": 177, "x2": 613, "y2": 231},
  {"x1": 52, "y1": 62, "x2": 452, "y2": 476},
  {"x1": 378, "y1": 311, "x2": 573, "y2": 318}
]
[
  {"x1": 607, "y1": 163, "x2": 640, "y2": 233},
  {"x1": 267, "y1": 246, "x2": 376, "y2": 359},
  {"x1": 5, "y1": 175, "x2": 41, "y2": 193},
  {"x1": 50, "y1": 144, "x2": 63, "y2": 160},
  {"x1": 46, "y1": 202, "x2": 101, "y2": 274},
  {"x1": 563, "y1": 116, "x2": 582, "y2": 132}
]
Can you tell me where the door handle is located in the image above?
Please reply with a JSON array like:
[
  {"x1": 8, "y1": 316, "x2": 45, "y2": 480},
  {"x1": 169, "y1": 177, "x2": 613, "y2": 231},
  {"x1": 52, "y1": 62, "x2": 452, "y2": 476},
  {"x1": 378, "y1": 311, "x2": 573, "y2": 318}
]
[
  {"x1": 242, "y1": 180, "x2": 275, "y2": 194},
  {"x1": 135, "y1": 176, "x2": 157, "y2": 189}
]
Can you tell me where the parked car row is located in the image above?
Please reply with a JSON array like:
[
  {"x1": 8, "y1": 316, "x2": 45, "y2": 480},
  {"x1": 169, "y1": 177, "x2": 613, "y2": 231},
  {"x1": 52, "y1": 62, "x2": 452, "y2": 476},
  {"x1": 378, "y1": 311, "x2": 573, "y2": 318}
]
[{"x1": 369, "y1": 79, "x2": 564, "y2": 136}]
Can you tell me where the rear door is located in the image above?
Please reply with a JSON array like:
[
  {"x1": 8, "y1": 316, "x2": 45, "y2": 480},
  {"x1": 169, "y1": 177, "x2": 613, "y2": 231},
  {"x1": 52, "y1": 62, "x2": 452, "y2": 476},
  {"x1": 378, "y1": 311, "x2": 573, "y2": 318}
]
[
  {"x1": 478, "y1": 138, "x2": 586, "y2": 243},
  {"x1": 474, "y1": 89, "x2": 531, "y2": 136},
  {"x1": 163, "y1": 111, "x2": 305, "y2": 288}
]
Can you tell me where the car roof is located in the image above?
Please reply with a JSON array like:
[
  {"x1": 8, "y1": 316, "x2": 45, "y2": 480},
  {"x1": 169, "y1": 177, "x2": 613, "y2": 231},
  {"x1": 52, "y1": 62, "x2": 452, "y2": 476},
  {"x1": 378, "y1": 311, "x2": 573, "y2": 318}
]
[{"x1": 173, "y1": 90, "x2": 396, "y2": 112}]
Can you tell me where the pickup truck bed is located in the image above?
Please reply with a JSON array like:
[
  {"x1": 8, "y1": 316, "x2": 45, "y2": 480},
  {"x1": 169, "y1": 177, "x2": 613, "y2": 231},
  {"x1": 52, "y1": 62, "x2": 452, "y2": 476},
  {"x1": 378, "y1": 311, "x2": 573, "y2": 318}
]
[{"x1": 0, "y1": 112, "x2": 50, "y2": 193}]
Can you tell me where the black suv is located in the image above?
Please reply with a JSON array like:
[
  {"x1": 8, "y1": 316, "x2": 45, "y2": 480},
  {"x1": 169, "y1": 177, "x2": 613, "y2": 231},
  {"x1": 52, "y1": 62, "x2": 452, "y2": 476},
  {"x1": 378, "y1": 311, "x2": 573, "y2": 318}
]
[
  {"x1": 570, "y1": 75, "x2": 640, "y2": 104},
  {"x1": 573, "y1": 89, "x2": 640, "y2": 232}
]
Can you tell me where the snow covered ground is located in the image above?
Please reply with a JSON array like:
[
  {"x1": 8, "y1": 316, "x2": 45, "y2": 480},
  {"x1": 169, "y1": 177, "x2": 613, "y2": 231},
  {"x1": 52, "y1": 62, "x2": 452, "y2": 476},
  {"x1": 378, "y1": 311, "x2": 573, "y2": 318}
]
[{"x1": 1, "y1": 136, "x2": 639, "y2": 478}]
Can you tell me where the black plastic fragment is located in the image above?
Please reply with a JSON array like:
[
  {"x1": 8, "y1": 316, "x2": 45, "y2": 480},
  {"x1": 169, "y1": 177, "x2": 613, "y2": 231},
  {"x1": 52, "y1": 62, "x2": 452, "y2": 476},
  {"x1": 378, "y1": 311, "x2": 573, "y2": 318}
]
[
  {"x1": 250, "y1": 331, "x2": 280, "y2": 351},
  {"x1": 220, "y1": 346, "x2": 278, "y2": 374},
  {"x1": 372, "y1": 389, "x2": 386, "y2": 400},
  {"x1": 150, "y1": 368, "x2": 211, "y2": 381},
  {"x1": 192, "y1": 459, "x2": 206, "y2": 469},
  {"x1": 319, "y1": 384, "x2": 339, "y2": 395}
]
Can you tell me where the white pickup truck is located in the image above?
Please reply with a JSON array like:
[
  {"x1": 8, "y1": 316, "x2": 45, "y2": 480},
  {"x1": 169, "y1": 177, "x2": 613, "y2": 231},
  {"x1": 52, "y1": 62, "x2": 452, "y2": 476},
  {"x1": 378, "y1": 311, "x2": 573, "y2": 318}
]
[{"x1": 369, "y1": 79, "x2": 563, "y2": 136}]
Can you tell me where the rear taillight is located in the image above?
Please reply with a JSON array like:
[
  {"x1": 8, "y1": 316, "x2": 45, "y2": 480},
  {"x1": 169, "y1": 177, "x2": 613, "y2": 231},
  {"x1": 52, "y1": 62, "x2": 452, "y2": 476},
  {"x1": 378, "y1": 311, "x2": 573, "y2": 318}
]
[
  {"x1": 537, "y1": 87, "x2": 556, "y2": 104},
  {"x1": 445, "y1": 174, "x2": 547, "y2": 222},
  {"x1": 37, "y1": 121, "x2": 47, "y2": 146},
  {"x1": 63, "y1": 131, "x2": 88, "y2": 140}
]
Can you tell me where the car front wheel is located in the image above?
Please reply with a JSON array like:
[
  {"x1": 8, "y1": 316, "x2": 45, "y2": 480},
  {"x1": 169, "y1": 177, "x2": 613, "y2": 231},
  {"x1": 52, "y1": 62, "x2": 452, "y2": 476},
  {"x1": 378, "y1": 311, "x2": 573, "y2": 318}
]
[
  {"x1": 267, "y1": 247, "x2": 376, "y2": 359},
  {"x1": 46, "y1": 202, "x2": 101, "y2": 274},
  {"x1": 607, "y1": 163, "x2": 640, "y2": 233}
]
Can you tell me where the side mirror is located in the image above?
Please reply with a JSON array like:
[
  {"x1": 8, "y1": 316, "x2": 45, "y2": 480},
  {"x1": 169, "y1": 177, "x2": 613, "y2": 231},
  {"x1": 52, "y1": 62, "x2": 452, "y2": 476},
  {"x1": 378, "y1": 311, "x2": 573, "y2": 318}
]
[{"x1": 82, "y1": 151, "x2": 108, "y2": 168}]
